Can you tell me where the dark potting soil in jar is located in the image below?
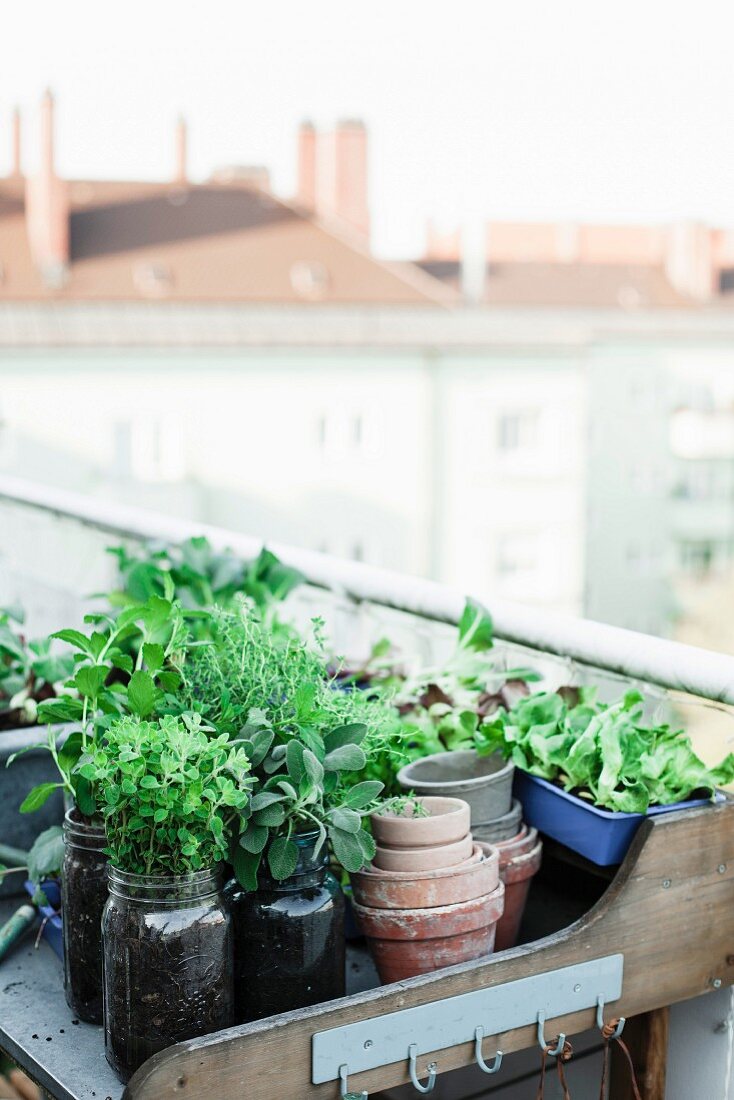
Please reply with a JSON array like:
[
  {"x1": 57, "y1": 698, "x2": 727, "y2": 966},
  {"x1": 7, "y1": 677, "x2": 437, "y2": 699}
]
[
  {"x1": 102, "y1": 867, "x2": 234, "y2": 1083},
  {"x1": 61, "y1": 809, "x2": 108, "y2": 1023},
  {"x1": 227, "y1": 832, "x2": 345, "y2": 1023}
]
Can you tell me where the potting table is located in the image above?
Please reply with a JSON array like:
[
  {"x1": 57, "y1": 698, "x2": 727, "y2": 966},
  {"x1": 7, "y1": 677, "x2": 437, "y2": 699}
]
[{"x1": 1, "y1": 799, "x2": 730, "y2": 1100}]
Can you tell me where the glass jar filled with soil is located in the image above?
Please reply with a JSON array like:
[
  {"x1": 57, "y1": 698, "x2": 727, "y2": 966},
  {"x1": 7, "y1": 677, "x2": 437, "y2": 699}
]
[
  {"x1": 227, "y1": 831, "x2": 345, "y2": 1023},
  {"x1": 62, "y1": 809, "x2": 108, "y2": 1023},
  {"x1": 102, "y1": 866, "x2": 234, "y2": 1082}
]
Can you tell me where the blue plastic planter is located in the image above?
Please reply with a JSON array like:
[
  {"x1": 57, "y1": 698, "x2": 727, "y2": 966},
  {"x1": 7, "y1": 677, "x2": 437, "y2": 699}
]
[
  {"x1": 24, "y1": 879, "x2": 63, "y2": 960},
  {"x1": 514, "y1": 770, "x2": 725, "y2": 866}
]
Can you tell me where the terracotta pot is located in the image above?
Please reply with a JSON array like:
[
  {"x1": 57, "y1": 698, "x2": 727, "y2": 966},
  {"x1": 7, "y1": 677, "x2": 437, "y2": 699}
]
[
  {"x1": 353, "y1": 881, "x2": 505, "y2": 982},
  {"x1": 397, "y1": 751, "x2": 514, "y2": 825},
  {"x1": 352, "y1": 845, "x2": 498, "y2": 910},
  {"x1": 371, "y1": 797, "x2": 471, "y2": 849},
  {"x1": 495, "y1": 840, "x2": 543, "y2": 952},
  {"x1": 473, "y1": 799, "x2": 523, "y2": 843},
  {"x1": 494, "y1": 826, "x2": 538, "y2": 868},
  {"x1": 373, "y1": 832, "x2": 473, "y2": 872}
]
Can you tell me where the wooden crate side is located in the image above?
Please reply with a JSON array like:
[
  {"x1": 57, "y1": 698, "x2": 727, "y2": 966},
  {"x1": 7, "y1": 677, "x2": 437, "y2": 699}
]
[{"x1": 124, "y1": 802, "x2": 734, "y2": 1100}]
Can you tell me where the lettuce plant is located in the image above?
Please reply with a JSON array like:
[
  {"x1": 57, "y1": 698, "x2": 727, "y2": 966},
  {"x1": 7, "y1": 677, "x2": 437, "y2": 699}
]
[
  {"x1": 0, "y1": 606, "x2": 74, "y2": 730},
  {"x1": 481, "y1": 689, "x2": 734, "y2": 812}
]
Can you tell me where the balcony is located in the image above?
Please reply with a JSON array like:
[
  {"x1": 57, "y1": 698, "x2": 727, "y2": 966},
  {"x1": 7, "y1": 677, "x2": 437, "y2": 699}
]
[{"x1": 1, "y1": 476, "x2": 734, "y2": 1100}]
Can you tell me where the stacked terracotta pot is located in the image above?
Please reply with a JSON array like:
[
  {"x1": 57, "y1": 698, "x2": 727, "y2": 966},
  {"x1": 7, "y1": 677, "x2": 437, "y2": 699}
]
[
  {"x1": 351, "y1": 797, "x2": 504, "y2": 982},
  {"x1": 395, "y1": 750, "x2": 543, "y2": 950},
  {"x1": 477, "y1": 826, "x2": 542, "y2": 950}
]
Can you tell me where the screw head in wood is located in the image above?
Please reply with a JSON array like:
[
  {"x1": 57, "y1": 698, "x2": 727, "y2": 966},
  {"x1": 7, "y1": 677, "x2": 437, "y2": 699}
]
[
  {"x1": 662, "y1": 879, "x2": 671, "y2": 888},
  {"x1": 712, "y1": 978, "x2": 722, "y2": 989},
  {"x1": 718, "y1": 864, "x2": 727, "y2": 874}
]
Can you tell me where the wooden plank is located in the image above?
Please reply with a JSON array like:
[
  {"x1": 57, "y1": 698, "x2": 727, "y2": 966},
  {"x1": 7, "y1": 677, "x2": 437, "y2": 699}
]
[
  {"x1": 124, "y1": 801, "x2": 734, "y2": 1100},
  {"x1": 609, "y1": 1008, "x2": 669, "y2": 1100}
]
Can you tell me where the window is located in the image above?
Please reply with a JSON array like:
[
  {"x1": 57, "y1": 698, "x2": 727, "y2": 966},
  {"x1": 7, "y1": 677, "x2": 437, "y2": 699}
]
[
  {"x1": 114, "y1": 417, "x2": 185, "y2": 483},
  {"x1": 496, "y1": 533, "x2": 538, "y2": 578},
  {"x1": 679, "y1": 540, "x2": 714, "y2": 577},
  {"x1": 497, "y1": 411, "x2": 538, "y2": 453}
]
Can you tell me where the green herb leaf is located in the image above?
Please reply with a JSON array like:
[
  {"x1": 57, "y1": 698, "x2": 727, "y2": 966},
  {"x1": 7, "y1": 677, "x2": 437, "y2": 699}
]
[{"x1": 267, "y1": 836, "x2": 298, "y2": 880}]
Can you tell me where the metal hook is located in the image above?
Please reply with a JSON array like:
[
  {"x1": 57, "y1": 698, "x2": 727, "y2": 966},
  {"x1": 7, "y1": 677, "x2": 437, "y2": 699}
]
[
  {"x1": 537, "y1": 1012, "x2": 566, "y2": 1056},
  {"x1": 408, "y1": 1044, "x2": 437, "y2": 1094},
  {"x1": 339, "y1": 1063, "x2": 368, "y2": 1100},
  {"x1": 474, "y1": 1026, "x2": 503, "y2": 1075},
  {"x1": 596, "y1": 998, "x2": 626, "y2": 1040}
]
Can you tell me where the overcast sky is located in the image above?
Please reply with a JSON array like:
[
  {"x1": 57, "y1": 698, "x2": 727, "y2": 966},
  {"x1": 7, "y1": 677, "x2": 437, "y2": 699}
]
[{"x1": 3, "y1": 0, "x2": 734, "y2": 258}]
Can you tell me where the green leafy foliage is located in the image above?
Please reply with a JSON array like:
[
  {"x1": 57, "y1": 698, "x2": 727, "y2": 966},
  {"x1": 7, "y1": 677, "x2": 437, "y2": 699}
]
[
  {"x1": 12, "y1": 595, "x2": 187, "y2": 818},
  {"x1": 483, "y1": 689, "x2": 734, "y2": 812},
  {"x1": 79, "y1": 713, "x2": 252, "y2": 875},
  {"x1": 352, "y1": 599, "x2": 541, "y2": 794},
  {"x1": 26, "y1": 826, "x2": 64, "y2": 885},
  {"x1": 107, "y1": 540, "x2": 304, "y2": 641},
  {"x1": 176, "y1": 603, "x2": 391, "y2": 885},
  {"x1": 0, "y1": 607, "x2": 74, "y2": 731}
]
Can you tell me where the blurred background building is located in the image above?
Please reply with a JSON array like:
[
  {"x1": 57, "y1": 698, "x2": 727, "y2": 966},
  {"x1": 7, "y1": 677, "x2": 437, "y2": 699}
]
[{"x1": 3, "y1": 92, "x2": 734, "y2": 644}]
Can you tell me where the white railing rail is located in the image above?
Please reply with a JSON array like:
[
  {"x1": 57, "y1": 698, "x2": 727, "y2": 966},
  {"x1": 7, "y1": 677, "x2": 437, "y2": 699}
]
[{"x1": 1, "y1": 474, "x2": 734, "y2": 705}]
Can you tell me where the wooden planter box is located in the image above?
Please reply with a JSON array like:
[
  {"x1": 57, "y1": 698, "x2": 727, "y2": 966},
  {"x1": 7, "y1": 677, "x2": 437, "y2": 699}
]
[{"x1": 122, "y1": 799, "x2": 734, "y2": 1099}]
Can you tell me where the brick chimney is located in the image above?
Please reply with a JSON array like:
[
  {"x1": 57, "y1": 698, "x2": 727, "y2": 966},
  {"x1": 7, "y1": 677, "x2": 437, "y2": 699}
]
[
  {"x1": 10, "y1": 106, "x2": 21, "y2": 177},
  {"x1": 174, "y1": 114, "x2": 187, "y2": 184},
  {"x1": 665, "y1": 221, "x2": 714, "y2": 301},
  {"x1": 298, "y1": 119, "x2": 370, "y2": 244},
  {"x1": 320, "y1": 119, "x2": 369, "y2": 243},
  {"x1": 25, "y1": 90, "x2": 69, "y2": 286},
  {"x1": 297, "y1": 120, "x2": 317, "y2": 210}
]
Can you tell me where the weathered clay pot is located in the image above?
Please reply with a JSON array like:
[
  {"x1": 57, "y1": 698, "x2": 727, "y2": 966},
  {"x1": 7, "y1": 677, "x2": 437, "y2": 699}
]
[
  {"x1": 373, "y1": 832, "x2": 473, "y2": 872},
  {"x1": 371, "y1": 797, "x2": 471, "y2": 849},
  {"x1": 353, "y1": 881, "x2": 505, "y2": 982},
  {"x1": 495, "y1": 841, "x2": 543, "y2": 951},
  {"x1": 495, "y1": 826, "x2": 537, "y2": 866},
  {"x1": 352, "y1": 844, "x2": 498, "y2": 910},
  {"x1": 397, "y1": 751, "x2": 514, "y2": 824},
  {"x1": 473, "y1": 799, "x2": 523, "y2": 843}
]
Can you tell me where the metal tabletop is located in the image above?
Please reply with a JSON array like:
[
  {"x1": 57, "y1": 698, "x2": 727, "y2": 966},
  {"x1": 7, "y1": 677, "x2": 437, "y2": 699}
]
[
  {"x1": 0, "y1": 900, "x2": 122, "y2": 1100},
  {"x1": 0, "y1": 898, "x2": 381, "y2": 1100}
]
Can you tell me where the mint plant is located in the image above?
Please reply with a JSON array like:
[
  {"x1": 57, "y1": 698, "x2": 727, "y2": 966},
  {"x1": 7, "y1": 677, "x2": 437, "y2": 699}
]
[
  {"x1": 9, "y1": 593, "x2": 186, "y2": 818},
  {"x1": 0, "y1": 606, "x2": 74, "y2": 731}
]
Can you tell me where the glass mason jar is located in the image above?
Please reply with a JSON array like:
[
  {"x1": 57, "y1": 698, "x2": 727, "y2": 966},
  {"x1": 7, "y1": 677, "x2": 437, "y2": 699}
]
[
  {"x1": 102, "y1": 866, "x2": 234, "y2": 1083},
  {"x1": 62, "y1": 809, "x2": 108, "y2": 1023},
  {"x1": 227, "y1": 831, "x2": 345, "y2": 1023}
]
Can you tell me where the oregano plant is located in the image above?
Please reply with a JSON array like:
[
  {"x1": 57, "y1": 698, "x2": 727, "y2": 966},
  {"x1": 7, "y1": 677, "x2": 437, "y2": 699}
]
[{"x1": 79, "y1": 713, "x2": 252, "y2": 876}]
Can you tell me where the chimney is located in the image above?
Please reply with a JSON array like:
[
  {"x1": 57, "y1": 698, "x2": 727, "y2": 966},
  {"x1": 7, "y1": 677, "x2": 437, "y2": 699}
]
[
  {"x1": 665, "y1": 221, "x2": 714, "y2": 301},
  {"x1": 313, "y1": 119, "x2": 370, "y2": 244},
  {"x1": 10, "y1": 107, "x2": 21, "y2": 177},
  {"x1": 174, "y1": 115, "x2": 187, "y2": 184},
  {"x1": 297, "y1": 120, "x2": 317, "y2": 210},
  {"x1": 25, "y1": 89, "x2": 69, "y2": 286},
  {"x1": 460, "y1": 218, "x2": 487, "y2": 304}
]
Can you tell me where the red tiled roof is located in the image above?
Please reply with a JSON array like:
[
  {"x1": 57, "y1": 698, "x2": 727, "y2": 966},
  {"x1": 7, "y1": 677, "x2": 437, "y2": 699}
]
[{"x1": 0, "y1": 178, "x2": 452, "y2": 305}]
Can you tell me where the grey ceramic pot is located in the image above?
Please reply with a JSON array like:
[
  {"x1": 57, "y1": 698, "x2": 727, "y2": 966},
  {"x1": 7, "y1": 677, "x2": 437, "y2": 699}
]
[
  {"x1": 473, "y1": 799, "x2": 524, "y2": 843},
  {"x1": 0, "y1": 725, "x2": 66, "y2": 897},
  {"x1": 397, "y1": 750, "x2": 515, "y2": 826}
]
